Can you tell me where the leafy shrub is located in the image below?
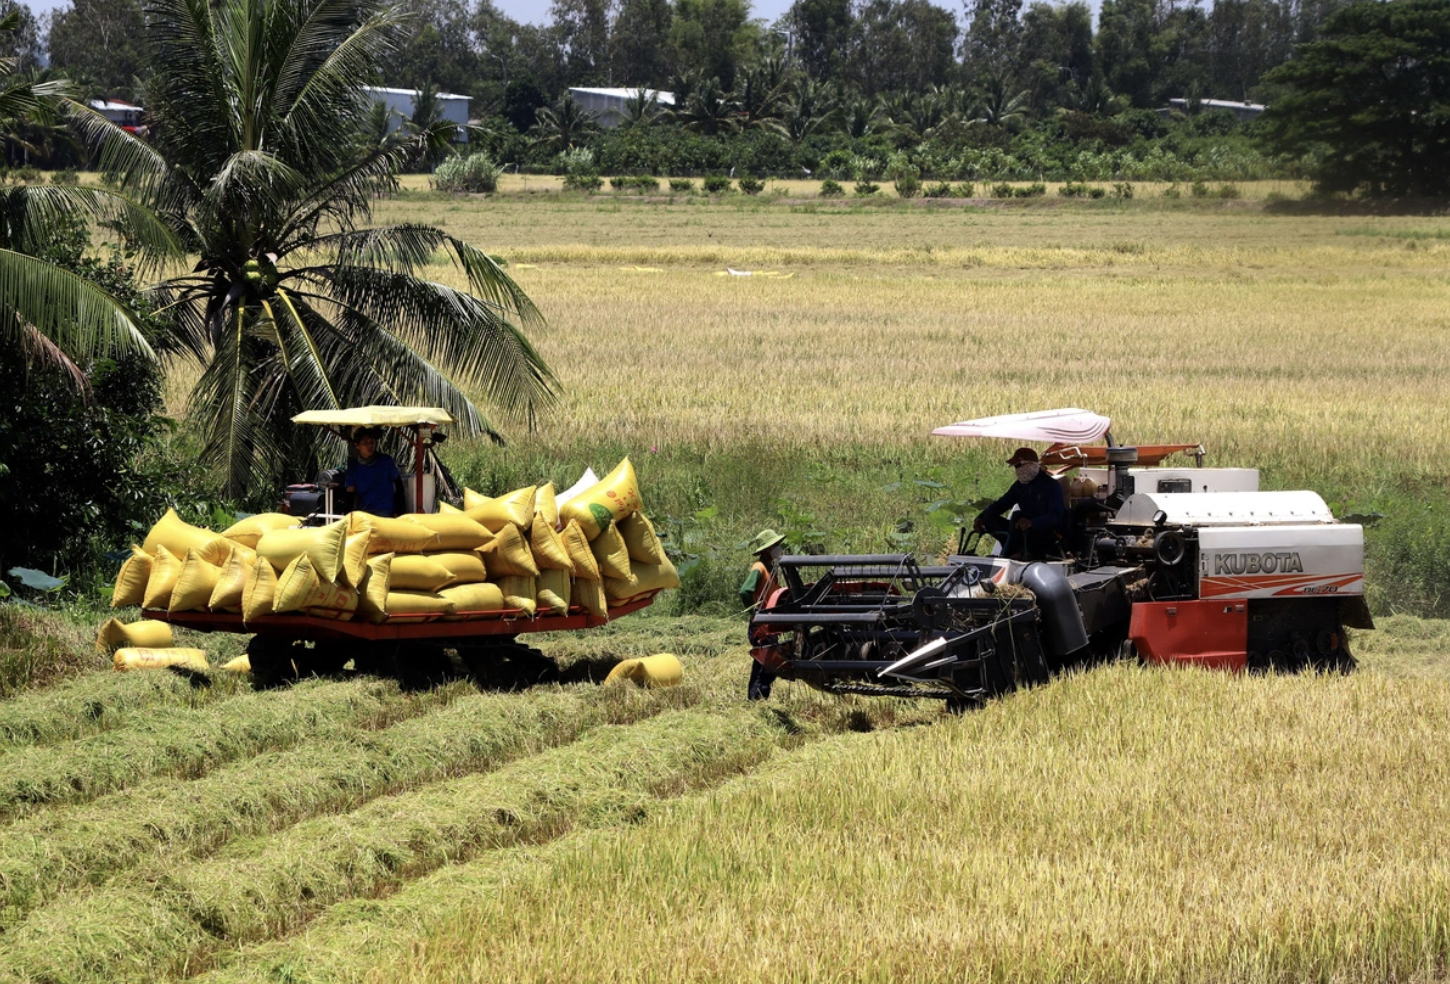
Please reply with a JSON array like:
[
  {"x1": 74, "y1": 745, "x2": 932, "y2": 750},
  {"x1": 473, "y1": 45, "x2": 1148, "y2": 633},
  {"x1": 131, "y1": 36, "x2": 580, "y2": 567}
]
[
  {"x1": 1191, "y1": 180, "x2": 1211, "y2": 198},
  {"x1": 819, "y1": 179, "x2": 845, "y2": 198},
  {"x1": 1013, "y1": 183, "x2": 1046, "y2": 198},
  {"x1": 669, "y1": 178, "x2": 694, "y2": 192},
  {"x1": 609, "y1": 176, "x2": 630, "y2": 191},
  {"x1": 893, "y1": 170, "x2": 921, "y2": 198},
  {"x1": 818, "y1": 149, "x2": 854, "y2": 179},
  {"x1": 853, "y1": 181, "x2": 880, "y2": 196},
  {"x1": 1217, "y1": 182, "x2": 1241, "y2": 199},
  {"x1": 1088, "y1": 186, "x2": 1106, "y2": 198},
  {"x1": 737, "y1": 175, "x2": 763, "y2": 195},
  {"x1": 991, "y1": 182, "x2": 1014, "y2": 198},
  {"x1": 563, "y1": 172, "x2": 602, "y2": 191},
  {"x1": 702, "y1": 174, "x2": 731, "y2": 193},
  {"x1": 430, "y1": 152, "x2": 503, "y2": 193},
  {"x1": 1162, "y1": 184, "x2": 1182, "y2": 198},
  {"x1": 953, "y1": 182, "x2": 975, "y2": 197},
  {"x1": 922, "y1": 182, "x2": 954, "y2": 198},
  {"x1": 634, "y1": 175, "x2": 660, "y2": 193},
  {"x1": 1059, "y1": 182, "x2": 1090, "y2": 197},
  {"x1": 49, "y1": 169, "x2": 79, "y2": 186},
  {"x1": 1113, "y1": 182, "x2": 1135, "y2": 199}
]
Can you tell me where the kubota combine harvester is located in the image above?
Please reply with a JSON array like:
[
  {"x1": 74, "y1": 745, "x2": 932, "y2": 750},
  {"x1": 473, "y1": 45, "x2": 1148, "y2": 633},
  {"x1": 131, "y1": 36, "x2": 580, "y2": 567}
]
[{"x1": 750, "y1": 409, "x2": 1371, "y2": 711}]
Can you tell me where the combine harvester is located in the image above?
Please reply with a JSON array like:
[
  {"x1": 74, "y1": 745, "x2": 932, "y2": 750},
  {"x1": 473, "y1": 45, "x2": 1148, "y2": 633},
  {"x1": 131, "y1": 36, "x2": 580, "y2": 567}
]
[
  {"x1": 116, "y1": 407, "x2": 676, "y2": 683},
  {"x1": 751, "y1": 409, "x2": 1371, "y2": 711}
]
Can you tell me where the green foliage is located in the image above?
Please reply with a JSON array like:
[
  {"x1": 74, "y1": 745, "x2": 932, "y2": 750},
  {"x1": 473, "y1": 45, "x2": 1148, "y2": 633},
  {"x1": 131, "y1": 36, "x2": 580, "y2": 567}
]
[
  {"x1": 736, "y1": 174, "x2": 764, "y2": 194},
  {"x1": 431, "y1": 152, "x2": 504, "y2": 193},
  {"x1": 818, "y1": 178, "x2": 845, "y2": 197},
  {"x1": 48, "y1": 169, "x2": 78, "y2": 186},
  {"x1": 853, "y1": 180, "x2": 880, "y2": 196},
  {"x1": 669, "y1": 178, "x2": 695, "y2": 191},
  {"x1": 922, "y1": 181, "x2": 953, "y2": 197},
  {"x1": 702, "y1": 174, "x2": 732, "y2": 193}
]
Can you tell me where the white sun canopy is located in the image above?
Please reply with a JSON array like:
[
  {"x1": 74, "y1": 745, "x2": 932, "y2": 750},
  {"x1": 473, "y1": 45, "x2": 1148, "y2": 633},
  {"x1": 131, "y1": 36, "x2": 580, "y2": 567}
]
[
  {"x1": 930, "y1": 408, "x2": 1112, "y2": 444},
  {"x1": 291, "y1": 406, "x2": 456, "y2": 428}
]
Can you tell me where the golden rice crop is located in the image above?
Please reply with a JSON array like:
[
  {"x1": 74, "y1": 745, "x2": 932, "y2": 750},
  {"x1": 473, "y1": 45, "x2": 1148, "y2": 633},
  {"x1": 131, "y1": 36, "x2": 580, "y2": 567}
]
[
  {"x1": 0, "y1": 708, "x2": 790, "y2": 984},
  {"x1": 0, "y1": 678, "x2": 455, "y2": 820},
  {"x1": 352, "y1": 664, "x2": 1450, "y2": 984}
]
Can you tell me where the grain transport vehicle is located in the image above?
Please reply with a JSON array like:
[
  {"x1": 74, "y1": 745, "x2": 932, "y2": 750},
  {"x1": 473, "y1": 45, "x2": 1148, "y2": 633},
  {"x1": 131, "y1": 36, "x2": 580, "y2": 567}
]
[{"x1": 750, "y1": 409, "x2": 1371, "y2": 711}]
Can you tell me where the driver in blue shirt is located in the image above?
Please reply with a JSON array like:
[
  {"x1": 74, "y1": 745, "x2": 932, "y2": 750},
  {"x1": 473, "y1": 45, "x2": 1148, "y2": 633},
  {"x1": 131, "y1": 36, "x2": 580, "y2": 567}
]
[
  {"x1": 344, "y1": 427, "x2": 403, "y2": 517},
  {"x1": 972, "y1": 447, "x2": 1065, "y2": 560}
]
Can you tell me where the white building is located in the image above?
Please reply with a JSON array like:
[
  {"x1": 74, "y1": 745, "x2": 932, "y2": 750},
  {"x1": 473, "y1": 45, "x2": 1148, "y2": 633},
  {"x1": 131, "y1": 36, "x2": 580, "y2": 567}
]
[
  {"x1": 567, "y1": 88, "x2": 675, "y2": 128},
  {"x1": 362, "y1": 86, "x2": 470, "y2": 141},
  {"x1": 1167, "y1": 98, "x2": 1266, "y2": 122},
  {"x1": 89, "y1": 99, "x2": 144, "y2": 132}
]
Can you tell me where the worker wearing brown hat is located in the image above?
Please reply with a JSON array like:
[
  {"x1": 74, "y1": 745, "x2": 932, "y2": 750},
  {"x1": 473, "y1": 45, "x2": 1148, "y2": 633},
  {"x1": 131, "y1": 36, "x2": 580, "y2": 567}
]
[
  {"x1": 740, "y1": 528, "x2": 786, "y2": 700},
  {"x1": 972, "y1": 447, "x2": 1066, "y2": 560}
]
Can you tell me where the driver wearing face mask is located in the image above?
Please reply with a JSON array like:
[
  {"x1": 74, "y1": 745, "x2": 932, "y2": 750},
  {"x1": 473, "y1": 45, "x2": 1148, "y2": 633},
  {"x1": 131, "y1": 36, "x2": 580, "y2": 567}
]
[{"x1": 972, "y1": 447, "x2": 1066, "y2": 560}]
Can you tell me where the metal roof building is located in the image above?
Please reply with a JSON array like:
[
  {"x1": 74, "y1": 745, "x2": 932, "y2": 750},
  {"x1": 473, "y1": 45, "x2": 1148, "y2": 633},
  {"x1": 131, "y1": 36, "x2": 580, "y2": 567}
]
[
  {"x1": 567, "y1": 88, "x2": 675, "y2": 128},
  {"x1": 1167, "y1": 98, "x2": 1266, "y2": 122},
  {"x1": 363, "y1": 86, "x2": 470, "y2": 141}
]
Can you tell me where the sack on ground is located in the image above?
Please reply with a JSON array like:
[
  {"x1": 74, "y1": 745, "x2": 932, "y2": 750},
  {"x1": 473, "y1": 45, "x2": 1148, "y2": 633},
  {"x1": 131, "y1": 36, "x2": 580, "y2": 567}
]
[
  {"x1": 114, "y1": 647, "x2": 210, "y2": 673},
  {"x1": 561, "y1": 520, "x2": 600, "y2": 580},
  {"x1": 558, "y1": 458, "x2": 642, "y2": 540},
  {"x1": 619, "y1": 512, "x2": 667, "y2": 565},
  {"x1": 404, "y1": 512, "x2": 493, "y2": 550},
  {"x1": 536, "y1": 569, "x2": 570, "y2": 615},
  {"x1": 388, "y1": 555, "x2": 457, "y2": 592},
  {"x1": 221, "y1": 513, "x2": 297, "y2": 549},
  {"x1": 169, "y1": 549, "x2": 224, "y2": 612},
  {"x1": 220, "y1": 655, "x2": 251, "y2": 673},
  {"x1": 590, "y1": 523, "x2": 633, "y2": 581},
  {"x1": 534, "y1": 482, "x2": 559, "y2": 529},
  {"x1": 111, "y1": 545, "x2": 153, "y2": 608},
  {"x1": 439, "y1": 582, "x2": 505, "y2": 619},
  {"x1": 463, "y1": 486, "x2": 536, "y2": 532},
  {"x1": 494, "y1": 574, "x2": 536, "y2": 616},
  {"x1": 479, "y1": 523, "x2": 540, "y2": 577},
  {"x1": 347, "y1": 512, "x2": 439, "y2": 554},
  {"x1": 142, "y1": 545, "x2": 183, "y2": 610},
  {"x1": 428, "y1": 551, "x2": 488, "y2": 583},
  {"x1": 96, "y1": 617, "x2": 174, "y2": 653},
  {"x1": 242, "y1": 558, "x2": 280, "y2": 622},
  {"x1": 529, "y1": 512, "x2": 574, "y2": 572},
  {"x1": 209, "y1": 549, "x2": 251, "y2": 612},
  {"x1": 604, "y1": 653, "x2": 682, "y2": 688},
  {"x1": 256, "y1": 521, "x2": 348, "y2": 584}
]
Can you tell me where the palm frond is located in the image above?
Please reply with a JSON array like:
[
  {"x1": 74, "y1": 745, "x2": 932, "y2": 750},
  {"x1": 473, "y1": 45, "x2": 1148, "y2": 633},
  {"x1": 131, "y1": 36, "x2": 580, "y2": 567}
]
[
  {"x1": 10, "y1": 185, "x2": 183, "y2": 269},
  {"x1": 0, "y1": 248, "x2": 154, "y2": 363}
]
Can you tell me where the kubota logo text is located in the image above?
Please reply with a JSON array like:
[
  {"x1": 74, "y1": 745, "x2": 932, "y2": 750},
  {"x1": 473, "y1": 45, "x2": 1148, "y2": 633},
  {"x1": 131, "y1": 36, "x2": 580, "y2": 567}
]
[{"x1": 1212, "y1": 552, "x2": 1304, "y2": 575}]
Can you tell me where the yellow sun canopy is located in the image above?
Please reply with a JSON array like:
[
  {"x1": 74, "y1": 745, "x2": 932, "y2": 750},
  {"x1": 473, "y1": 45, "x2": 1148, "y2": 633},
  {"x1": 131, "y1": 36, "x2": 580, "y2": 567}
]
[{"x1": 291, "y1": 406, "x2": 456, "y2": 428}]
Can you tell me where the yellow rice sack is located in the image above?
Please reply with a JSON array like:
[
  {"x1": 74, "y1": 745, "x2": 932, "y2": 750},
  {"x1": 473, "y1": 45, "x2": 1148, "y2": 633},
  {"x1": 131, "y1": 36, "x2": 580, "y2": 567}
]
[
  {"x1": 306, "y1": 582, "x2": 359, "y2": 621},
  {"x1": 256, "y1": 521, "x2": 348, "y2": 584},
  {"x1": 95, "y1": 617, "x2": 174, "y2": 653},
  {"x1": 341, "y1": 532, "x2": 371, "y2": 588},
  {"x1": 558, "y1": 458, "x2": 642, "y2": 540},
  {"x1": 242, "y1": 558, "x2": 279, "y2": 622},
  {"x1": 603, "y1": 557, "x2": 682, "y2": 605},
  {"x1": 203, "y1": 538, "x2": 254, "y2": 568},
  {"x1": 169, "y1": 549, "x2": 223, "y2": 612},
  {"x1": 221, "y1": 513, "x2": 297, "y2": 549},
  {"x1": 273, "y1": 554, "x2": 322, "y2": 614},
  {"x1": 111, "y1": 545, "x2": 152, "y2": 608},
  {"x1": 561, "y1": 520, "x2": 600, "y2": 580},
  {"x1": 379, "y1": 591, "x2": 455, "y2": 621},
  {"x1": 494, "y1": 575, "x2": 536, "y2": 616},
  {"x1": 590, "y1": 523, "x2": 633, "y2": 581},
  {"x1": 114, "y1": 647, "x2": 210, "y2": 673},
  {"x1": 604, "y1": 653, "x2": 683, "y2": 688},
  {"x1": 403, "y1": 512, "x2": 493, "y2": 550},
  {"x1": 574, "y1": 577, "x2": 607, "y2": 618},
  {"x1": 439, "y1": 582, "x2": 505, "y2": 620},
  {"x1": 536, "y1": 569, "x2": 570, "y2": 615},
  {"x1": 388, "y1": 555, "x2": 457, "y2": 592},
  {"x1": 462, "y1": 486, "x2": 536, "y2": 532},
  {"x1": 347, "y1": 512, "x2": 439, "y2": 554},
  {"x1": 438, "y1": 501, "x2": 463, "y2": 514},
  {"x1": 142, "y1": 545, "x2": 183, "y2": 610},
  {"x1": 529, "y1": 512, "x2": 574, "y2": 572},
  {"x1": 534, "y1": 482, "x2": 559, "y2": 529},
  {"x1": 209, "y1": 549, "x2": 251, "y2": 612},
  {"x1": 220, "y1": 654, "x2": 251, "y2": 673},
  {"x1": 479, "y1": 523, "x2": 539, "y2": 577},
  {"x1": 357, "y1": 553, "x2": 393, "y2": 617},
  {"x1": 619, "y1": 512, "x2": 668, "y2": 566},
  {"x1": 141, "y1": 508, "x2": 223, "y2": 559},
  {"x1": 428, "y1": 551, "x2": 488, "y2": 583}
]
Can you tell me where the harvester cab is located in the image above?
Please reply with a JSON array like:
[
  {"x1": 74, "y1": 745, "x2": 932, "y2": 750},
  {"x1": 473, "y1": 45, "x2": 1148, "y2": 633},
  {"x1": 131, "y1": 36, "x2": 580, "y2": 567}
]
[
  {"x1": 750, "y1": 408, "x2": 1370, "y2": 712},
  {"x1": 284, "y1": 406, "x2": 457, "y2": 522}
]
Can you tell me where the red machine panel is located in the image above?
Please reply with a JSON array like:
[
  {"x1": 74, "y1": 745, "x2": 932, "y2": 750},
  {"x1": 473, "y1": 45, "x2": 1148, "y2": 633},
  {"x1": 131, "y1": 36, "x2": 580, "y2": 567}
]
[{"x1": 1129, "y1": 599, "x2": 1248, "y2": 672}]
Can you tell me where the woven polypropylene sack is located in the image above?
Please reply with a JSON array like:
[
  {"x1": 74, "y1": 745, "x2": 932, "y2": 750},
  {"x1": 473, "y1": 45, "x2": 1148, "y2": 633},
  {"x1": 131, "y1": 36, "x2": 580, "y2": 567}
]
[
  {"x1": 273, "y1": 554, "x2": 322, "y2": 613},
  {"x1": 536, "y1": 568, "x2": 571, "y2": 615},
  {"x1": 221, "y1": 513, "x2": 297, "y2": 549},
  {"x1": 604, "y1": 653, "x2": 682, "y2": 688},
  {"x1": 388, "y1": 555, "x2": 457, "y2": 592},
  {"x1": 479, "y1": 523, "x2": 540, "y2": 577},
  {"x1": 142, "y1": 545, "x2": 183, "y2": 610},
  {"x1": 242, "y1": 559, "x2": 279, "y2": 622},
  {"x1": 142, "y1": 508, "x2": 223, "y2": 560},
  {"x1": 357, "y1": 553, "x2": 393, "y2": 617},
  {"x1": 529, "y1": 512, "x2": 574, "y2": 572},
  {"x1": 619, "y1": 512, "x2": 667, "y2": 565},
  {"x1": 562, "y1": 520, "x2": 600, "y2": 581},
  {"x1": 557, "y1": 458, "x2": 642, "y2": 540},
  {"x1": 111, "y1": 545, "x2": 152, "y2": 608},
  {"x1": 439, "y1": 582, "x2": 505, "y2": 620},
  {"x1": 574, "y1": 577, "x2": 607, "y2": 618},
  {"x1": 590, "y1": 523, "x2": 633, "y2": 581},
  {"x1": 95, "y1": 618, "x2": 174, "y2": 654},
  {"x1": 209, "y1": 549, "x2": 251, "y2": 612},
  {"x1": 169, "y1": 549, "x2": 223, "y2": 612},
  {"x1": 534, "y1": 482, "x2": 559, "y2": 529},
  {"x1": 493, "y1": 574, "x2": 536, "y2": 616},
  {"x1": 403, "y1": 512, "x2": 493, "y2": 550},
  {"x1": 603, "y1": 557, "x2": 682, "y2": 604},
  {"x1": 114, "y1": 648, "x2": 210, "y2": 673},
  {"x1": 462, "y1": 486, "x2": 536, "y2": 533},
  {"x1": 427, "y1": 551, "x2": 489, "y2": 583},
  {"x1": 256, "y1": 521, "x2": 348, "y2": 584},
  {"x1": 347, "y1": 513, "x2": 439, "y2": 554}
]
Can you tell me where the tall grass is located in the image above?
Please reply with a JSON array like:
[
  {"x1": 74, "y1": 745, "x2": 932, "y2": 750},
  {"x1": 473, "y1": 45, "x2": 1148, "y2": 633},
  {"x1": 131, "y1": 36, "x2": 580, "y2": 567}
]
[
  {"x1": 355, "y1": 665, "x2": 1450, "y2": 984},
  {"x1": 0, "y1": 709, "x2": 792, "y2": 983}
]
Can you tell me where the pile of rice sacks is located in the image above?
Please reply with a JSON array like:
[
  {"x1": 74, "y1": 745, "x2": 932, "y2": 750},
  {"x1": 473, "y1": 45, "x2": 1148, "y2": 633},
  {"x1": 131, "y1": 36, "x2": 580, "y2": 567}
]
[{"x1": 106, "y1": 458, "x2": 679, "y2": 626}]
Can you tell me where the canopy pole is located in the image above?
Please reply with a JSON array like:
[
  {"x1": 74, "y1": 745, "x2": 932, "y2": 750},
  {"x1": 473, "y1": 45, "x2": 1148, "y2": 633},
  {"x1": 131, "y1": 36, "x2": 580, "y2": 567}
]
[{"x1": 413, "y1": 425, "x2": 427, "y2": 514}]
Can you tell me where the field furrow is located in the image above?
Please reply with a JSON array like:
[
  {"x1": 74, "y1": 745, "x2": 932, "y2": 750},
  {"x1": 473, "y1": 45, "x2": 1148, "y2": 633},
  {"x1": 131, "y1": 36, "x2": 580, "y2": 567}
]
[
  {"x1": 0, "y1": 679, "x2": 462, "y2": 821},
  {"x1": 0, "y1": 707, "x2": 789, "y2": 984},
  {"x1": 0, "y1": 682, "x2": 696, "y2": 933},
  {"x1": 0, "y1": 671, "x2": 248, "y2": 753}
]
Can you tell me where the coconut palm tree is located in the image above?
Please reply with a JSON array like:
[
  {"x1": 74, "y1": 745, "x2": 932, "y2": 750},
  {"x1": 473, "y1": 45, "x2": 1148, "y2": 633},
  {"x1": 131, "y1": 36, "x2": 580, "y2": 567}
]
[
  {"x1": 529, "y1": 93, "x2": 600, "y2": 154},
  {"x1": 84, "y1": 0, "x2": 556, "y2": 499}
]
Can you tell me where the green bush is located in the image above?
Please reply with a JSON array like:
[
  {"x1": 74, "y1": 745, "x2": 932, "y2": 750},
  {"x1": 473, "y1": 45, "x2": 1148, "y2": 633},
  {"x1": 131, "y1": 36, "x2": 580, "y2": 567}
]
[
  {"x1": 922, "y1": 182, "x2": 952, "y2": 198},
  {"x1": 954, "y1": 181, "x2": 975, "y2": 197},
  {"x1": 703, "y1": 174, "x2": 731, "y2": 193},
  {"x1": 430, "y1": 153, "x2": 503, "y2": 193},
  {"x1": 669, "y1": 178, "x2": 694, "y2": 192},
  {"x1": 1217, "y1": 182, "x2": 1241, "y2": 199},
  {"x1": 853, "y1": 181, "x2": 880, "y2": 196},
  {"x1": 1191, "y1": 180, "x2": 1211, "y2": 197},
  {"x1": 737, "y1": 175, "x2": 764, "y2": 195},
  {"x1": 819, "y1": 179, "x2": 845, "y2": 198},
  {"x1": 609, "y1": 176, "x2": 630, "y2": 191},
  {"x1": 49, "y1": 169, "x2": 79, "y2": 186},
  {"x1": 1113, "y1": 182, "x2": 1134, "y2": 199},
  {"x1": 1162, "y1": 184, "x2": 1182, "y2": 198},
  {"x1": 1013, "y1": 183, "x2": 1047, "y2": 198},
  {"x1": 991, "y1": 182, "x2": 1014, "y2": 198},
  {"x1": 1059, "y1": 181, "x2": 1090, "y2": 197},
  {"x1": 563, "y1": 172, "x2": 602, "y2": 191},
  {"x1": 633, "y1": 175, "x2": 660, "y2": 193}
]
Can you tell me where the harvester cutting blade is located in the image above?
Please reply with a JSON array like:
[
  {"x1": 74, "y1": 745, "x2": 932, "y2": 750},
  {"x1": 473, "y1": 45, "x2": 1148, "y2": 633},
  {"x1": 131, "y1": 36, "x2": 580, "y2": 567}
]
[{"x1": 878, "y1": 635, "x2": 955, "y2": 680}]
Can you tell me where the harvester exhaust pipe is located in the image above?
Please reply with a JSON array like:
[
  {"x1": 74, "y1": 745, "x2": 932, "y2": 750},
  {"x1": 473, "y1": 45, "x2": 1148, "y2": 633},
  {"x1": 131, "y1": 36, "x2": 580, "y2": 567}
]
[{"x1": 1021, "y1": 564, "x2": 1089, "y2": 658}]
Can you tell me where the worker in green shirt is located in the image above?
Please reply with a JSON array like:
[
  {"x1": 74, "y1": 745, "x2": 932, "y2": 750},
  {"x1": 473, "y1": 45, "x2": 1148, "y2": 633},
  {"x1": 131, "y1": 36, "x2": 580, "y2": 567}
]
[{"x1": 740, "y1": 528, "x2": 786, "y2": 700}]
